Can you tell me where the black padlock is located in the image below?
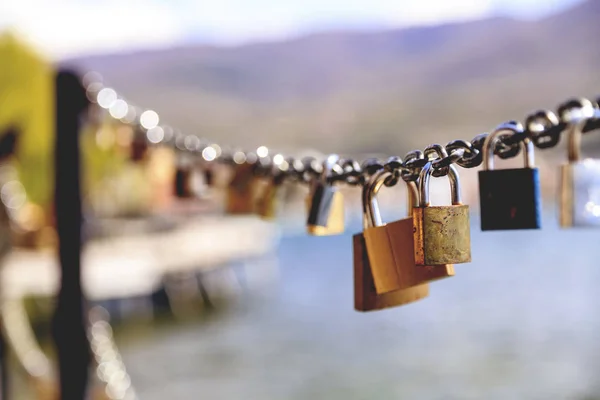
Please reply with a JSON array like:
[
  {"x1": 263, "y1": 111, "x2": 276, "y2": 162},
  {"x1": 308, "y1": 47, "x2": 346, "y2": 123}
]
[
  {"x1": 174, "y1": 167, "x2": 193, "y2": 198},
  {"x1": 478, "y1": 122, "x2": 542, "y2": 231}
]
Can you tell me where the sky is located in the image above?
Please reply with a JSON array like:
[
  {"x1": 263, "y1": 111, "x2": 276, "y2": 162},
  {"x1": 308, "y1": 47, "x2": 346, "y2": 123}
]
[{"x1": 0, "y1": 0, "x2": 584, "y2": 59}]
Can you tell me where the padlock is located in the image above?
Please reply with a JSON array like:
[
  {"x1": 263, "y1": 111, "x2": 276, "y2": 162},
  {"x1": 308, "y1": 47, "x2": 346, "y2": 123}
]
[
  {"x1": 256, "y1": 173, "x2": 285, "y2": 219},
  {"x1": 353, "y1": 171, "x2": 430, "y2": 311},
  {"x1": 559, "y1": 102, "x2": 600, "y2": 227},
  {"x1": 353, "y1": 234, "x2": 429, "y2": 312},
  {"x1": 413, "y1": 162, "x2": 471, "y2": 265},
  {"x1": 174, "y1": 153, "x2": 195, "y2": 199},
  {"x1": 130, "y1": 127, "x2": 149, "y2": 162},
  {"x1": 174, "y1": 167, "x2": 193, "y2": 198},
  {"x1": 306, "y1": 155, "x2": 345, "y2": 235},
  {"x1": 363, "y1": 169, "x2": 454, "y2": 294},
  {"x1": 478, "y1": 122, "x2": 541, "y2": 230},
  {"x1": 226, "y1": 162, "x2": 259, "y2": 214}
]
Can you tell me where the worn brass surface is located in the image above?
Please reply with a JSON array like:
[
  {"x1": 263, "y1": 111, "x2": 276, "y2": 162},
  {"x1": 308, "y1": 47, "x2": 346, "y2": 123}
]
[
  {"x1": 306, "y1": 191, "x2": 345, "y2": 236},
  {"x1": 386, "y1": 218, "x2": 455, "y2": 282},
  {"x1": 413, "y1": 205, "x2": 471, "y2": 265},
  {"x1": 364, "y1": 218, "x2": 454, "y2": 294},
  {"x1": 354, "y1": 233, "x2": 429, "y2": 312}
]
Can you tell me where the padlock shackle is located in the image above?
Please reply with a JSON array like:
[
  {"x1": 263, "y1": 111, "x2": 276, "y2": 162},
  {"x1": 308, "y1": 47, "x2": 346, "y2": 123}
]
[
  {"x1": 320, "y1": 154, "x2": 341, "y2": 184},
  {"x1": 559, "y1": 98, "x2": 597, "y2": 162},
  {"x1": 567, "y1": 110, "x2": 599, "y2": 162},
  {"x1": 419, "y1": 162, "x2": 461, "y2": 207},
  {"x1": 482, "y1": 123, "x2": 534, "y2": 171},
  {"x1": 362, "y1": 170, "x2": 418, "y2": 229}
]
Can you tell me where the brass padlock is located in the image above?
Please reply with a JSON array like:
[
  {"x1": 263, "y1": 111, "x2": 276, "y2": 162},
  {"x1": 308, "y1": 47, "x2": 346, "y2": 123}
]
[
  {"x1": 354, "y1": 171, "x2": 431, "y2": 311},
  {"x1": 363, "y1": 169, "x2": 454, "y2": 294},
  {"x1": 559, "y1": 101, "x2": 600, "y2": 227},
  {"x1": 307, "y1": 155, "x2": 345, "y2": 235},
  {"x1": 353, "y1": 234, "x2": 429, "y2": 312},
  {"x1": 413, "y1": 162, "x2": 471, "y2": 265},
  {"x1": 256, "y1": 172, "x2": 285, "y2": 219},
  {"x1": 226, "y1": 162, "x2": 259, "y2": 214}
]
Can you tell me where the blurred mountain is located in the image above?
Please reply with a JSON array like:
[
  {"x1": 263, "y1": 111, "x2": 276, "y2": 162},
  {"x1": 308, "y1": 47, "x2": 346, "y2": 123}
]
[{"x1": 69, "y1": 0, "x2": 600, "y2": 157}]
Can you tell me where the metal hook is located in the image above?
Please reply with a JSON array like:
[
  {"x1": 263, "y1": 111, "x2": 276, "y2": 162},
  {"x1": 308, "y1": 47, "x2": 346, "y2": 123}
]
[
  {"x1": 362, "y1": 169, "x2": 419, "y2": 229},
  {"x1": 419, "y1": 162, "x2": 461, "y2": 206},
  {"x1": 483, "y1": 121, "x2": 534, "y2": 170}
]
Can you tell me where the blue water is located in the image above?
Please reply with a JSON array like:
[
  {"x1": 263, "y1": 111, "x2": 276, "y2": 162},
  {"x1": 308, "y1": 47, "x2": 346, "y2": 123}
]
[{"x1": 122, "y1": 213, "x2": 600, "y2": 399}]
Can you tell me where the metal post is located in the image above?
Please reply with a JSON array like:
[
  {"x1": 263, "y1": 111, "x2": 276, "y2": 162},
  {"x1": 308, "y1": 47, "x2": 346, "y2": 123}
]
[{"x1": 51, "y1": 69, "x2": 90, "y2": 400}]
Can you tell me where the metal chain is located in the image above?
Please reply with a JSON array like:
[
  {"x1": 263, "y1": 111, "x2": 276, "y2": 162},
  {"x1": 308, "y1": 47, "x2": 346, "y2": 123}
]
[{"x1": 86, "y1": 75, "x2": 599, "y2": 189}]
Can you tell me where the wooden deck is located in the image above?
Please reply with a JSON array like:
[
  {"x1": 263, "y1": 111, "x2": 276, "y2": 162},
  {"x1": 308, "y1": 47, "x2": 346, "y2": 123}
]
[{"x1": 1, "y1": 214, "x2": 280, "y2": 301}]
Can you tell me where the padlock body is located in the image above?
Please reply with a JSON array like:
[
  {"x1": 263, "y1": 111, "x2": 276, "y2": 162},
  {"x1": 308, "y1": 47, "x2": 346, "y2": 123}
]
[
  {"x1": 256, "y1": 181, "x2": 279, "y2": 219},
  {"x1": 307, "y1": 189, "x2": 344, "y2": 236},
  {"x1": 307, "y1": 184, "x2": 336, "y2": 226},
  {"x1": 226, "y1": 164, "x2": 258, "y2": 214},
  {"x1": 353, "y1": 233, "x2": 429, "y2": 312},
  {"x1": 413, "y1": 205, "x2": 471, "y2": 265},
  {"x1": 478, "y1": 168, "x2": 541, "y2": 230},
  {"x1": 175, "y1": 168, "x2": 194, "y2": 198},
  {"x1": 560, "y1": 159, "x2": 600, "y2": 227},
  {"x1": 364, "y1": 218, "x2": 454, "y2": 294}
]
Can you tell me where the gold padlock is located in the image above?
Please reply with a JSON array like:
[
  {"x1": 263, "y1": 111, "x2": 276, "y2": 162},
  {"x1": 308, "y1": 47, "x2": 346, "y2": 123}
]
[
  {"x1": 256, "y1": 172, "x2": 285, "y2": 219},
  {"x1": 226, "y1": 162, "x2": 259, "y2": 214},
  {"x1": 363, "y1": 170, "x2": 454, "y2": 294},
  {"x1": 306, "y1": 155, "x2": 345, "y2": 236},
  {"x1": 354, "y1": 171, "x2": 430, "y2": 312},
  {"x1": 413, "y1": 162, "x2": 471, "y2": 266},
  {"x1": 353, "y1": 234, "x2": 429, "y2": 312}
]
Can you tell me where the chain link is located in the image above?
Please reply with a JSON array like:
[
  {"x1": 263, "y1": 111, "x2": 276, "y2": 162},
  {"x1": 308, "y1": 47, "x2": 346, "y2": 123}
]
[{"x1": 86, "y1": 77, "x2": 599, "y2": 189}]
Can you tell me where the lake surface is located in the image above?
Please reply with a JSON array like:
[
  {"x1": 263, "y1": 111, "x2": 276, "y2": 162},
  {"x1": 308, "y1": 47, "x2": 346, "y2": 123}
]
[{"x1": 120, "y1": 212, "x2": 600, "y2": 399}]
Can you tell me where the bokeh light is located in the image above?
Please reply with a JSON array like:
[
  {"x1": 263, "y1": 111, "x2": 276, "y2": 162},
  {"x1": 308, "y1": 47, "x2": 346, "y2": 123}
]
[{"x1": 139, "y1": 110, "x2": 159, "y2": 129}]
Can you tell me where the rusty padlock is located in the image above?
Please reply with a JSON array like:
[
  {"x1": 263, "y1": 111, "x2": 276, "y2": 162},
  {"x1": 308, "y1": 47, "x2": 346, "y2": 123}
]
[
  {"x1": 307, "y1": 155, "x2": 345, "y2": 235},
  {"x1": 413, "y1": 162, "x2": 471, "y2": 266},
  {"x1": 353, "y1": 171, "x2": 429, "y2": 312},
  {"x1": 363, "y1": 169, "x2": 454, "y2": 294}
]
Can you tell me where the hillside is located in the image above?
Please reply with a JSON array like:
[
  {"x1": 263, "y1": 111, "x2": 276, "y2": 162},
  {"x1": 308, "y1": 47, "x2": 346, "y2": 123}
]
[{"x1": 68, "y1": 0, "x2": 600, "y2": 158}]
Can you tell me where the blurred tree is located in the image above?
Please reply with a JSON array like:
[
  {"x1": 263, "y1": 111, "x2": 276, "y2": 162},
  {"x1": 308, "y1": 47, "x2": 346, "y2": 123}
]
[{"x1": 0, "y1": 32, "x2": 54, "y2": 209}]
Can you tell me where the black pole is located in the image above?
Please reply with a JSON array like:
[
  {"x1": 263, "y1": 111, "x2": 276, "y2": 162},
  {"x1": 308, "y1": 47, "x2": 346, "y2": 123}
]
[{"x1": 51, "y1": 69, "x2": 90, "y2": 399}]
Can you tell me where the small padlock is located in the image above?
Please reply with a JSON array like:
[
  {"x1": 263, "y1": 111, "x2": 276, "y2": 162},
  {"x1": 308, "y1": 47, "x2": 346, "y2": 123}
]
[
  {"x1": 413, "y1": 162, "x2": 471, "y2": 265},
  {"x1": 478, "y1": 122, "x2": 541, "y2": 230},
  {"x1": 559, "y1": 101, "x2": 600, "y2": 227},
  {"x1": 306, "y1": 155, "x2": 345, "y2": 235},
  {"x1": 353, "y1": 172, "x2": 429, "y2": 311},
  {"x1": 130, "y1": 127, "x2": 149, "y2": 162},
  {"x1": 174, "y1": 153, "x2": 195, "y2": 199},
  {"x1": 256, "y1": 172, "x2": 285, "y2": 219},
  {"x1": 363, "y1": 169, "x2": 454, "y2": 294},
  {"x1": 226, "y1": 162, "x2": 259, "y2": 214}
]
